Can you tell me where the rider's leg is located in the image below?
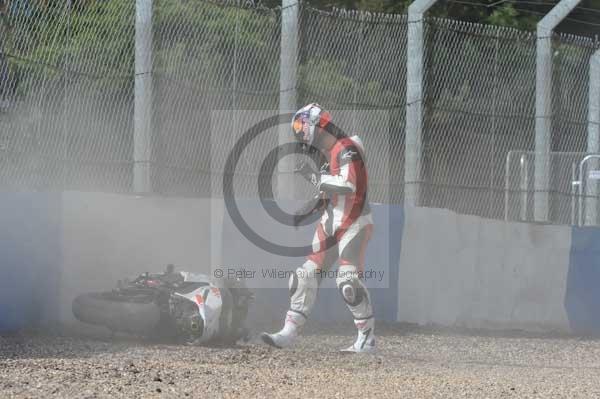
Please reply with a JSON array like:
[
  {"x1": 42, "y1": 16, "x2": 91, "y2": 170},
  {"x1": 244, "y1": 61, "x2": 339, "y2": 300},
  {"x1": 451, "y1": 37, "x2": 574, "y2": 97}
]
[
  {"x1": 336, "y1": 224, "x2": 375, "y2": 353},
  {"x1": 261, "y1": 224, "x2": 335, "y2": 348}
]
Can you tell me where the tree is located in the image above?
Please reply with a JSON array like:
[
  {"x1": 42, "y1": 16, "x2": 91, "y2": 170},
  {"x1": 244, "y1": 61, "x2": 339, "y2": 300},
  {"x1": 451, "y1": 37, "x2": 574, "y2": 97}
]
[{"x1": 261, "y1": 0, "x2": 600, "y2": 36}]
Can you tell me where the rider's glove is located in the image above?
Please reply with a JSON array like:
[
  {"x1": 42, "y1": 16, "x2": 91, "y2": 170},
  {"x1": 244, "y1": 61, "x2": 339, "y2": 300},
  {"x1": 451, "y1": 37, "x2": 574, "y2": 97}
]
[
  {"x1": 293, "y1": 193, "x2": 329, "y2": 229},
  {"x1": 294, "y1": 160, "x2": 319, "y2": 187},
  {"x1": 294, "y1": 160, "x2": 330, "y2": 188}
]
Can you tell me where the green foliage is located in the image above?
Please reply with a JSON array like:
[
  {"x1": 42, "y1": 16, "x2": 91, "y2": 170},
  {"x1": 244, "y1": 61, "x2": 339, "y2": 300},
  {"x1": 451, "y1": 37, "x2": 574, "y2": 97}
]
[
  {"x1": 2, "y1": 0, "x2": 596, "y2": 105},
  {"x1": 154, "y1": 1, "x2": 280, "y2": 90},
  {"x1": 299, "y1": 59, "x2": 353, "y2": 102},
  {"x1": 485, "y1": 4, "x2": 536, "y2": 31},
  {"x1": 67, "y1": 0, "x2": 135, "y2": 76},
  {"x1": 5, "y1": 0, "x2": 135, "y2": 94},
  {"x1": 298, "y1": 58, "x2": 400, "y2": 108},
  {"x1": 5, "y1": 0, "x2": 281, "y2": 93}
]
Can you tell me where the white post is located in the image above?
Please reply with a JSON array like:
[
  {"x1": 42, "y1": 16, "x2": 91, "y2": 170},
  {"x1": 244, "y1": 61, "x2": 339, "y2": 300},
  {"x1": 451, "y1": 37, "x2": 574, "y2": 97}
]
[
  {"x1": 534, "y1": 0, "x2": 581, "y2": 221},
  {"x1": 585, "y1": 50, "x2": 600, "y2": 225},
  {"x1": 62, "y1": 0, "x2": 72, "y2": 185},
  {"x1": 278, "y1": 0, "x2": 298, "y2": 200},
  {"x1": 504, "y1": 150, "x2": 513, "y2": 221},
  {"x1": 404, "y1": 0, "x2": 438, "y2": 206},
  {"x1": 134, "y1": 0, "x2": 153, "y2": 194},
  {"x1": 352, "y1": 11, "x2": 364, "y2": 136},
  {"x1": 519, "y1": 155, "x2": 529, "y2": 221},
  {"x1": 572, "y1": 161, "x2": 579, "y2": 225}
]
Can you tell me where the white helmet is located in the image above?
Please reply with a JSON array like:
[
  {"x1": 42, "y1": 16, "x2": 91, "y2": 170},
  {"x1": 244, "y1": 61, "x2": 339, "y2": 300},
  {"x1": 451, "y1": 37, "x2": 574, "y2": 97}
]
[{"x1": 291, "y1": 103, "x2": 332, "y2": 146}]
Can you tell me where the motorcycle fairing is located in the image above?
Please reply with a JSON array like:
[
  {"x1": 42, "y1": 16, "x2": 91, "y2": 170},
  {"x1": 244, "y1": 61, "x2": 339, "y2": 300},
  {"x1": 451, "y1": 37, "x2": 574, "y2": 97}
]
[{"x1": 174, "y1": 285, "x2": 222, "y2": 343}]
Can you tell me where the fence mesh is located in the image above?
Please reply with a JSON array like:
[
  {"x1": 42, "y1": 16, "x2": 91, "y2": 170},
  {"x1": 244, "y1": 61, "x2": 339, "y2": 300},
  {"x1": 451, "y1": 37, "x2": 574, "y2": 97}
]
[
  {"x1": 0, "y1": 0, "x2": 599, "y2": 225},
  {"x1": 152, "y1": 0, "x2": 281, "y2": 196},
  {"x1": 422, "y1": 19, "x2": 538, "y2": 220},
  {"x1": 298, "y1": 7, "x2": 406, "y2": 204},
  {"x1": 3, "y1": 1, "x2": 134, "y2": 192}
]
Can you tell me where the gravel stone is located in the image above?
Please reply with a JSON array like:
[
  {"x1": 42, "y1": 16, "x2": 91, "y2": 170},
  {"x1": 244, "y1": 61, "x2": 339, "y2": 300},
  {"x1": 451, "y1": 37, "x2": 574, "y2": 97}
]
[{"x1": 1, "y1": 325, "x2": 599, "y2": 398}]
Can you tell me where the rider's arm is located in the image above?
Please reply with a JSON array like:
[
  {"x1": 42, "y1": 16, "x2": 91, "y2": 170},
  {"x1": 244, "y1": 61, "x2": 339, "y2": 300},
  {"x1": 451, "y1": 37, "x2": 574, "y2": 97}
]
[
  {"x1": 293, "y1": 191, "x2": 329, "y2": 228},
  {"x1": 318, "y1": 145, "x2": 363, "y2": 195},
  {"x1": 295, "y1": 146, "x2": 328, "y2": 188}
]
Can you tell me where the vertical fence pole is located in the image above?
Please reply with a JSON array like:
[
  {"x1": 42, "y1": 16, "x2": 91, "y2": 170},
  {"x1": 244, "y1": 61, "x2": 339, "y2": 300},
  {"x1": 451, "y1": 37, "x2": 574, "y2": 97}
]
[
  {"x1": 504, "y1": 150, "x2": 512, "y2": 221},
  {"x1": 352, "y1": 11, "x2": 364, "y2": 136},
  {"x1": 519, "y1": 154, "x2": 528, "y2": 221},
  {"x1": 232, "y1": 3, "x2": 239, "y2": 109},
  {"x1": 134, "y1": 0, "x2": 153, "y2": 194},
  {"x1": 572, "y1": 161, "x2": 579, "y2": 225},
  {"x1": 404, "y1": 0, "x2": 438, "y2": 207},
  {"x1": 585, "y1": 50, "x2": 600, "y2": 225},
  {"x1": 278, "y1": 0, "x2": 298, "y2": 200},
  {"x1": 534, "y1": 0, "x2": 581, "y2": 222},
  {"x1": 62, "y1": 0, "x2": 72, "y2": 187},
  {"x1": 580, "y1": 159, "x2": 586, "y2": 226},
  {"x1": 488, "y1": 28, "x2": 499, "y2": 218}
]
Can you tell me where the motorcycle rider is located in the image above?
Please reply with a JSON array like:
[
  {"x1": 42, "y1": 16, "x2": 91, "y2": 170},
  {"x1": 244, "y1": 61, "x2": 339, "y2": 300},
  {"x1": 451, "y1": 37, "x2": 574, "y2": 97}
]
[{"x1": 261, "y1": 103, "x2": 376, "y2": 353}]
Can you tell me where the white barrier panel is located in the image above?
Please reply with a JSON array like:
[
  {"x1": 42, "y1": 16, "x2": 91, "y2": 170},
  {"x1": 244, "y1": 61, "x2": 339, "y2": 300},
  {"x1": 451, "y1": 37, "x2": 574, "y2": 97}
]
[{"x1": 398, "y1": 205, "x2": 572, "y2": 332}]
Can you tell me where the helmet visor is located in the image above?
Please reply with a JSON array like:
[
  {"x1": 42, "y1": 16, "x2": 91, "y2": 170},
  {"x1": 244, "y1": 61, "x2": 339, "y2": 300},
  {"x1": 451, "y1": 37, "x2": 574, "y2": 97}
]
[{"x1": 291, "y1": 114, "x2": 315, "y2": 145}]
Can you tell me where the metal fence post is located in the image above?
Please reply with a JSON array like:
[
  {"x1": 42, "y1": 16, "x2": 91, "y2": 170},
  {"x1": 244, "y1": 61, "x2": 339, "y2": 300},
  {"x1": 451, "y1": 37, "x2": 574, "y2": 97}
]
[
  {"x1": 134, "y1": 0, "x2": 153, "y2": 194},
  {"x1": 572, "y1": 161, "x2": 579, "y2": 225},
  {"x1": 504, "y1": 150, "x2": 513, "y2": 221},
  {"x1": 404, "y1": 0, "x2": 438, "y2": 207},
  {"x1": 519, "y1": 154, "x2": 529, "y2": 221},
  {"x1": 352, "y1": 10, "x2": 365, "y2": 136},
  {"x1": 278, "y1": 0, "x2": 298, "y2": 200},
  {"x1": 534, "y1": 0, "x2": 581, "y2": 221},
  {"x1": 488, "y1": 27, "x2": 499, "y2": 219},
  {"x1": 62, "y1": 0, "x2": 73, "y2": 187},
  {"x1": 585, "y1": 50, "x2": 600, "y2": 225}
]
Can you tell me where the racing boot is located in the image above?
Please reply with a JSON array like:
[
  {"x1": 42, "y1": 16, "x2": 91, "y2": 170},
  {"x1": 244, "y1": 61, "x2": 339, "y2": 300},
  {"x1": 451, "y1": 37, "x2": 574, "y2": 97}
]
[
  {"x1": 341, "y1": 317, "x2": 376, "y2": 354},
  {"x1": 261, "y1": 310, "x2": 306, "y2": 349},
  {"x1": 261, "y1": 261, "x2": 318, "y2": 349},
  {"x1": 336, "y1": 265, "x2": 376, "y2": 354}
]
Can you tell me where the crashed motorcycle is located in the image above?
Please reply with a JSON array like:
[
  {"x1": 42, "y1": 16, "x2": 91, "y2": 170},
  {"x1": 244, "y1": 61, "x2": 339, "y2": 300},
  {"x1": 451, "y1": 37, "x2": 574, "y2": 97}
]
[{"x1": 72, "y1": 265, "x2": 253, "y2": 344}]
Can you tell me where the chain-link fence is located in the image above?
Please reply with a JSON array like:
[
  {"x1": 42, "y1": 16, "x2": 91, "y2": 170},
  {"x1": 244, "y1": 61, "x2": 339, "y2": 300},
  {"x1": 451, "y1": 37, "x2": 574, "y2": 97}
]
[
  {"x1": 0, "y1": 0, "x2": 599, "y2": 224},
  {"x1": 422, "y1": 21, "x2": 536, "y2": 219},
  {"x1": 298, "y1": 7, "x2": 407, "y2": 204}
]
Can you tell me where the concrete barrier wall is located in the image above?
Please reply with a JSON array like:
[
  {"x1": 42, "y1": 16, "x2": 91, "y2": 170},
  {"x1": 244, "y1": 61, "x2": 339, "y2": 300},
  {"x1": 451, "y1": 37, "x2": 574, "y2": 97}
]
[
  {"x1": 0, "y1": 193, "x2": 61, "y2": 331},
  {"x1": 3, "y1": 191, "x2": 600, "y2": 335},
  {"x1": 58, "y1": 192, "x2": 221, "y2": 323},
  {"x1": 399, "y1": 206, "x2": 573, "y2": 332}
]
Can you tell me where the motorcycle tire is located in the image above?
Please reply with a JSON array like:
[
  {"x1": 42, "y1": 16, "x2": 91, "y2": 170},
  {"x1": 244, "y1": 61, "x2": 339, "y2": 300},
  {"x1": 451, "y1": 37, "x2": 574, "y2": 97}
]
[{"x1": 72, "y1": 292, "x2": 162, "y2": 335}]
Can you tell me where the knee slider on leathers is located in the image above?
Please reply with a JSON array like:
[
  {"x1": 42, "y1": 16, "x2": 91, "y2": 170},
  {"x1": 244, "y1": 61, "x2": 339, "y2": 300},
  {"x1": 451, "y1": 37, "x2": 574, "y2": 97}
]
[
  {"x1": 336, "y1": 265, "x2": 372, "y2": 320},
  {"x1": 337, "y1": 276, "x2": 365, "y2": 307}
]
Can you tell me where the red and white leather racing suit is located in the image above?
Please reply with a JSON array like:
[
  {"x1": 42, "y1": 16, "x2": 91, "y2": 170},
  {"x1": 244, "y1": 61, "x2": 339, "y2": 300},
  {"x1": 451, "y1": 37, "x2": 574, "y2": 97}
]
[
  {"x1": 260, "y1": 133, "x2": 376, "y2": 353},
  {"x1": 308, "y1": 135, "x2": 373, "y2": 271}
]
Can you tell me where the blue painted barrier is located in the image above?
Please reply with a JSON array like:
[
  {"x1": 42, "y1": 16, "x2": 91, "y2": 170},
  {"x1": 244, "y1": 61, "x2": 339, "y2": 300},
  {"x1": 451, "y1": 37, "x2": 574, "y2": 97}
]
[
  {"x1": 0, "y1": 193, "x2": 61, "y2": 332},
  {"x1": 566, "y1": 226, "x2": 600, "y2": 334}
]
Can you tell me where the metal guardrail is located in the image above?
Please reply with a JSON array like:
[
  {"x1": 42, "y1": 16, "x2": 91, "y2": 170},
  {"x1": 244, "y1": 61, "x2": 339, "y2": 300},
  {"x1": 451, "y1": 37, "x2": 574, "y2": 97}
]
[{"x1": 505, "y1": 151, "x2": 600, "y2": 226}]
